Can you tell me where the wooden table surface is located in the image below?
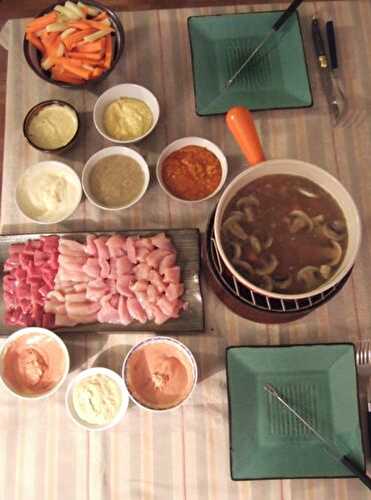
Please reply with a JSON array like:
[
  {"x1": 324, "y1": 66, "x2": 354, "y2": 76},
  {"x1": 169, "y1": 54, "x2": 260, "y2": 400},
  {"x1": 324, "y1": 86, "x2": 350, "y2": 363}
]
[{"x1": 1, "y1": 1, "x2": 371, "y2": 500}]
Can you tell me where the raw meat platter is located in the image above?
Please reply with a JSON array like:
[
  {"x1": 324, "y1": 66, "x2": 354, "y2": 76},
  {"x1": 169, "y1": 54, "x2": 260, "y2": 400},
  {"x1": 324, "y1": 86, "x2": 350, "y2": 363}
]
[{"x1": 0, "y1": 229, "x2": 204, "y2": 334}]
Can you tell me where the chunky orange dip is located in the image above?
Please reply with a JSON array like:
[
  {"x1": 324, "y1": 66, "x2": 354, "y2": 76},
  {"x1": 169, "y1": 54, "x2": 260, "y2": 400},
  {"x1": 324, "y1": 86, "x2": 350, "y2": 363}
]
[{"x1": 162, "y1": 145, "x2": 222, "y2": 201}]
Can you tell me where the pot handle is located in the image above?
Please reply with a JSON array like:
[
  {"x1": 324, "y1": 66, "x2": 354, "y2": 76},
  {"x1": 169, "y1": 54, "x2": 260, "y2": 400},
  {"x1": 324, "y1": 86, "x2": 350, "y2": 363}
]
[{"x1": 226, "y1": 106, "x2": 265, "y2": 166}]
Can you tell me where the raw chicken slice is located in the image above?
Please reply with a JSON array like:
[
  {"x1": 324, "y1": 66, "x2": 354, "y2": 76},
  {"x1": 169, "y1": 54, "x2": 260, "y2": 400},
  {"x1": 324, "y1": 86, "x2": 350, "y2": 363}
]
[
  {"x1": 151, "y1": 233, "x2": 175, "y2": 251},
  {"x1": 65, "y1": 301, "x2": 101, "y2": 316},
  {"x1": 118, "y1": 296, "x2": 132, "y2": 325},
  {"x1": 116, "y1": 256, "x2": 133, "y2": 275},
  {"x1": 163, "y1": 266, "x2": 181, "y2": 284},
  {"x1": 106, "y1": 234, "x2": 126, "y2": 258},
  {"x1": 94, "y1": 236, "x2": 110, "y2": 261},
  {"x1": 135, "y1": 237, "x2": 154, "y2": 250},
  {"x1": 86, "y1": 234, "x2": 97, "y2": 256},
  {"x1": 97, "y1": 295, "x2": 120, "y2": 324},
  {"x1": 59, "y1": 255, "x2": 87, "y2": 266},
  {"x1": 126, "y1": 237, "x2": 138, "y2": 264},
  {"x1": 136, "y1": 247, "x2": 150, "y2": 263},
  {"x1": 99, "y1": 258, "x2": 110, "y2": 279},
  {"x1": 59, "y1": 239, "x2": 86, "y2": 256},
  {"x1": 116, "y1": 275, "x2": 135, "y2": 297},
  {"x1": 47, "y1": 290, "x2": 65, "y2": 303},
  {"x1": 55, "y1": 314, "x2": 77, "y2": 327},
  {"x1": 159, "y1": 253, "x2": 177, "y2": 275},
  {"x1": 133, "y1": 263, "x2": 151, "y2": 281},
  {"x1": 149, "y1": 270, "x2": 166, "y2": 293},
  {"x1": 127, "y1": 297, "x2": 147, "y2": 324},
  {"x1": 130, "y1": 280, "x2": 149, "y2": 293},
  {"x1": 82, "y1": 258, "x2": 101, "y2": 278},
  {"x1": 134, "y1": 292, "x2": 154, "y2": 320},
  {"x1": 150, "y1": 304, "x2": 170, "y2": 325},
  {"x1": 65, "y1": 292, "x2": 87, "y2": 303},
  {"x1": 157, "y1": 296, "x2": 181, "y2": 317},
  {"x1": 165, "y1": 283, "x2": 185, "y2": 301},
  {"x1": 147, "y1": 284, "x2": 159, "y2": 303},
  {"x1": 146, "y1": 249, "x2": 173, "y2": 270},
  {"x1": 68, "y1": 313, "x2": 98, "y2": 324}
]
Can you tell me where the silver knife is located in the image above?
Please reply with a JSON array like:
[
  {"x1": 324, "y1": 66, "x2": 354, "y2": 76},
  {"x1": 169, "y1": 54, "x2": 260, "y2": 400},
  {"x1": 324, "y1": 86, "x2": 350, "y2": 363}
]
[
  {"x1": 326, "y1": 21, "x2": 347, "y2": 121},
  {"x1": 264, "y1": 384, "x2": 371, "y2": 490},
  {"x1": 311, "y1": 17, "x2": 340, "y2": 125}
]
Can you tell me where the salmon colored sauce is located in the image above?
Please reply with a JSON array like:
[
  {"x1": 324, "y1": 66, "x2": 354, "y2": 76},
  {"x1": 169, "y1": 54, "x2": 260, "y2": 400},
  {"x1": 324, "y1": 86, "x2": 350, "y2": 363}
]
[{"x1": 162, "y1": 145, "x2": 222, "y2": 201}]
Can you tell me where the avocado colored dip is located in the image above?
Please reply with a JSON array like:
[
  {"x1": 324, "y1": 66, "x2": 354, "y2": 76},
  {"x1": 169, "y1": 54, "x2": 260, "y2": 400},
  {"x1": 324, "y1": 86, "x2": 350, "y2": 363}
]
[
  {"x1": 103, "y1": 97, "x2": 153, "y2": 141},
  {"x1": 27, "y1": 104, "x2": 78, "y2": 150}
]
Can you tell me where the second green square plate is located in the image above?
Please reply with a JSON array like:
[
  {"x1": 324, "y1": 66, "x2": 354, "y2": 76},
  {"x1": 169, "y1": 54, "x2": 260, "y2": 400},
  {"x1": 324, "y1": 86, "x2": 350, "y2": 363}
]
[
  {"x1": 188, "y1": 11, "x2": 313, "y2": 115},
  {"x1": 226, "y1": 344, "x2": 365, "y2": 480}
]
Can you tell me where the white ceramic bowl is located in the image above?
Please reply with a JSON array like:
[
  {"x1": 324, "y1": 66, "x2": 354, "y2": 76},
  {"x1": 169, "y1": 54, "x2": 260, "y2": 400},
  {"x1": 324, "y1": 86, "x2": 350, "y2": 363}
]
[
  {"x1": 16, "y1": 161, "x2": 82, "y2": 224},
  {"x1": 156, "y1": 137, "x2": 228, "y2": 204},
  {"x1": 214, "y1": 159, "x2": 362, "y2": 300},
  {"x1": 93, "y1": 83, "x2": 160, "y2": 144},
  {"x1": 65, "y1": 367, "x2": 129, "y2": 431},
  {"x1": 82, "y1": 146, "x2": 150, "y2": 211},
  {"x1": 122, "y1": 336, "x2": 198, "y2": 412},
  {"x1": 0, "y1": 327, "x2": 70, "y2": 400}
]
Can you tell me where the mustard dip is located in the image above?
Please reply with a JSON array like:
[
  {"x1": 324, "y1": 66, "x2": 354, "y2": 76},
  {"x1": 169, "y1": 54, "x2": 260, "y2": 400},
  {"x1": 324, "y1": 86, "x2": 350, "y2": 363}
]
[
  {"x1": 103, "y1": 97, "x2": 153, "y2": 141},
  {"x1": 27, "y1": 104, "x2": 78, "y2": 150},
  {"x1": 73, "y1": 374, "x2": 122, "y2": 426}
]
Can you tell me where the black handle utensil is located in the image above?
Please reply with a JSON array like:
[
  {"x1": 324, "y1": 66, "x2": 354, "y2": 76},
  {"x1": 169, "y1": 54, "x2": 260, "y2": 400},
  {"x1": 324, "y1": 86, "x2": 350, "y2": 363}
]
[
  {"x1": 326, "y1": 21, "x2": 338, "y2": 70},
  {"x1": 312, "y1": 17, "x2": 328, "y2": 68}
]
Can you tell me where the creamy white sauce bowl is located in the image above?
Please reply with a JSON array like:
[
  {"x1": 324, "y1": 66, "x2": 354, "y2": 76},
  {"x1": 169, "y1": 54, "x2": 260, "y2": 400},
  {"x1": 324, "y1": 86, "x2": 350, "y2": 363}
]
[
  {"x1": 65, "y1": 367, "x2": 129, "y2": 431},
  {"x1": 16, "y1": 161, "x2": 82, "y2": 224}
]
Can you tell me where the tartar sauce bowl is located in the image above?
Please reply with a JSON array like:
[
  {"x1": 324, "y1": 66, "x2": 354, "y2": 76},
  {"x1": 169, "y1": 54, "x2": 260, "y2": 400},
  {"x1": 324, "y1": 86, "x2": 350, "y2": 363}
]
[
  {"x1": 0, "y1": 327, "x2": 70, "y2": 401},
  {"x1": 156, "y1": 137, "x2": 228, "y2": 204},
  {"x1": 16, "y1": 161, "x2": 82, "y2": 225},
  {"x1": 65, "y1": 367, "x2": 129, "y2": 431},
  {"x1": 82, "y1": 146, "x2": 150, "y2": 211},
  {"x1": 93, "y1": 83, "x2": 160, "y2": 144},
  {"x1": 23, "y1": 100, "x2": 80, "y2": 153}
]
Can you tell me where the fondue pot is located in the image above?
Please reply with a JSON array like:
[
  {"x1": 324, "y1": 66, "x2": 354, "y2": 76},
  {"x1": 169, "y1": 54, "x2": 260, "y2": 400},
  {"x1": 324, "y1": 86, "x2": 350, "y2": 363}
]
[{"x1": 214, "y1": 107, "x2": 361, "y2": 300}]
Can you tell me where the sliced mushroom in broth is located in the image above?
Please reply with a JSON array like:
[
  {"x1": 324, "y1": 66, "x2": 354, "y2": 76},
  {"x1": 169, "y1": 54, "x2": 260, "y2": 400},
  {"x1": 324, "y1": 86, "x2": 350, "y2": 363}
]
[{"x1": 221, "y1": 174, "x2": 348, "y2": 294}]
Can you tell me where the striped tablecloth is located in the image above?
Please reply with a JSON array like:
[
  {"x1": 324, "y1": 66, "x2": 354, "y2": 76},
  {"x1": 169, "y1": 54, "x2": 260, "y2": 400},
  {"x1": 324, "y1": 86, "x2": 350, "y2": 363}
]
[{"x1": 1, "y1": 2, "x2": 371, "y2": 499}]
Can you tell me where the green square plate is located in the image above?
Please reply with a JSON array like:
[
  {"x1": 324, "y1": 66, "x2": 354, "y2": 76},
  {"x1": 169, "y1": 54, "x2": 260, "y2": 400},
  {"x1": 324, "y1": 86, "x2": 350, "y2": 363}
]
[
  {"x1": 226, "y1": 344, "x2": 365, "y2": 480},
  {"x1": 188, "y1": 11, "x2": 313, "y2": 115}
]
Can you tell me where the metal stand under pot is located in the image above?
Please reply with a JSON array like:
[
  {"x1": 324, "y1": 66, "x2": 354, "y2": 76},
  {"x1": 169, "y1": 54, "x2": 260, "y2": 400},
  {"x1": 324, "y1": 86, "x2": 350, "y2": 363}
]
[{"x1": 202, "y1": 210, "x2": 352, "y2": 324}]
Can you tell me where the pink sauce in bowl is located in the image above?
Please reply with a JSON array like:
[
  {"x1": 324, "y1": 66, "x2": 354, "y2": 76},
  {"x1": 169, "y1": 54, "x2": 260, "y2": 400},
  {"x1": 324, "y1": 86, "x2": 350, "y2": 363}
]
[{"x1": 0, "y1": 328, "x2": 69, "y2": 399}]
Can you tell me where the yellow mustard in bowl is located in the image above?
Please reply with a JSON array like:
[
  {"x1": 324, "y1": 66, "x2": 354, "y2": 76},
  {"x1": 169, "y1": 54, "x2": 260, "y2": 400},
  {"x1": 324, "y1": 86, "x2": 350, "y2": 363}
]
[{"x1": 103, "y1": 97, "x2": 153, "y2": 141}]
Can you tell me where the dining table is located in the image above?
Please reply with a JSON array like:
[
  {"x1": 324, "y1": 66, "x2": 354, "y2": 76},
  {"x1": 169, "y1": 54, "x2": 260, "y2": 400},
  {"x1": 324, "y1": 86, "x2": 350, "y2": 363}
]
[{"x1": 0, "y1": 0, "x2": 370, "y2": 499}]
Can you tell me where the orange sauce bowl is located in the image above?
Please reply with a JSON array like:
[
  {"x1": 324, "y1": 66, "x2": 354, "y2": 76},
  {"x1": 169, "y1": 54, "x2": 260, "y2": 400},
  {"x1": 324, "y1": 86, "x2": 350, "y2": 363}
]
[{"x1": 156, "y1": 137, "x2": 228, "y2": 203}]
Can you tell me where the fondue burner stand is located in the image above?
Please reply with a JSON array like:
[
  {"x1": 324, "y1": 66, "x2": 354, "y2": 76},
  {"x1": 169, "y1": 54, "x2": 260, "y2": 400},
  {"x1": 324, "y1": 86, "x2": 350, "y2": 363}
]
[{"x1": 203, "y1": 210, "x2": 351, "y2": 324}]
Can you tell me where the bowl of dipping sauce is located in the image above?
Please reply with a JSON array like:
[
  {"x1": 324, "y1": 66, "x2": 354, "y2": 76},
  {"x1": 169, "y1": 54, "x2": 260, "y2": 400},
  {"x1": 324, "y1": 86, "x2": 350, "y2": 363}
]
[
  {"x1": 82, "y1": 146, "x2": 150, "y2": 211},
  {"x1": 93, "y1": 83, "x2": 159, "y2": 143},
  {"x1": 0, "y1": 327, "x2": 70, "y2": 400},
  {"x1": 65, "y1": 367, "x2": 129, "y2": 431},
  {"x1": 16, "y1": 161, "x2": 82, "y2": 224},
  {"x1": 156, "y1": 137, "x2": 228, "y2": 203},
  {"x1": 23, "y1": 100, "x2": 80, "y2": 153},
  {"x1": 122, "y1": 337, "x2": 198, "y2": 412}
]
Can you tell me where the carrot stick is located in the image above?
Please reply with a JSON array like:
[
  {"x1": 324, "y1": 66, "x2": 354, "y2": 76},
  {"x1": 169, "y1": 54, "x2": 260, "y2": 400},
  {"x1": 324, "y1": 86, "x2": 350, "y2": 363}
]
[
  {"x1": 26, "y1": 11, "x2": 58, "y2": 33},
  {"x1": 52, "y1": 69, "x2": 84, "y2": 84},
  {"x1": 76, "y1": 40, "x2": 103, "y2": 52},
  {"x1": 94, "y1": 12, "x2": 108, "y2": 21},
  {"x1": 59, "y1": 59, "x2": 92, "y2": 79},
  {"x1": 68, "y1": 51, "x2": 103, "y2": 61},
  {"x1": 91, "y1": 67, "x2": 104, "y2": 78},
  {"x1": 63, "y1": 29, "x2": 94, "y2": 49},
  {"x1": 69, "y1": 21, "x2": 91, "y2": 30},
  {"x1": 103, "y1": 34, "x2": 112, "y2": 69},
  {"x1": 26, "y1": 32, "x2": 45, "y2": 53}
]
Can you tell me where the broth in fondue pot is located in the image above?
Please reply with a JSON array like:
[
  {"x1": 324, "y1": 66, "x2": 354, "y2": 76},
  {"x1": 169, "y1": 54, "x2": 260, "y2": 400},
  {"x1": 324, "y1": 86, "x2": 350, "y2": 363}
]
[{"x1": 221, "y1": 174, "x2": 348, "y2": 294}]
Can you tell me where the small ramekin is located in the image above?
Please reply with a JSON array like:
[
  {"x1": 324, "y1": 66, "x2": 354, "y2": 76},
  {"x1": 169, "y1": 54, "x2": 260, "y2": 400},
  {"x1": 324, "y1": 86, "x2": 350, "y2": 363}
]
[
  {"x1": 122, "y1": 336, "x2": 198, "y2": 412},
  {"x1": 0, "y1": 327, "x2": 70, "y2": 400},
  {"x1": 23, "y1": 99, "x2": 80, "y2": 153},
  {"x1": 15, "y1": 161, "x2": 82, "y2": 224},
  {"x1": 65, "y1": 367, "x2": 129, "y2": 431},
  {"x1": 93, "y1": 83, "x2": 160, "y2": 144},
  {"x1": 156, "y1": 137, "x2": 228, "y2": 204},
  {"x1": 82, "y1": 146, "x2": 150, "y2": 211}
]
